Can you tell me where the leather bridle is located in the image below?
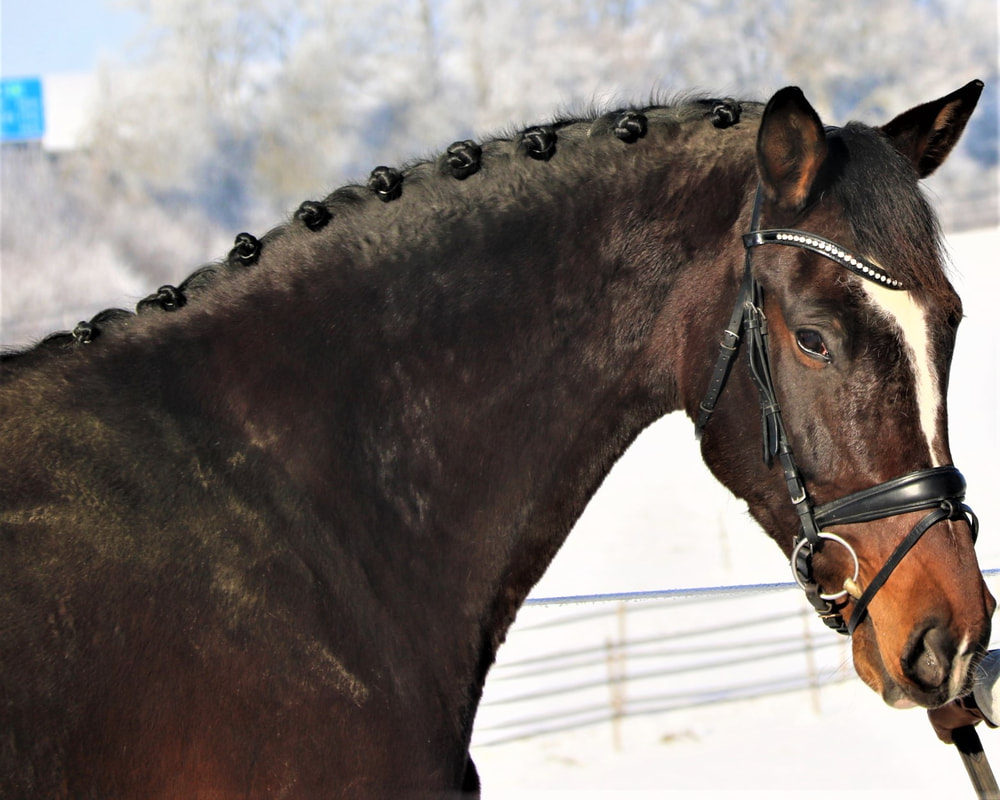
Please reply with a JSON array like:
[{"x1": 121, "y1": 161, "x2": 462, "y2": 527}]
[{"x1": 695, "y1": 186, "x2": 978, "y2": 636}]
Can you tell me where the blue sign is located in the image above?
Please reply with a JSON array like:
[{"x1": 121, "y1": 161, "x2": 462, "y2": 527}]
[{"x1": 2, "y1": 77, "x2": 46, "y2": 142}]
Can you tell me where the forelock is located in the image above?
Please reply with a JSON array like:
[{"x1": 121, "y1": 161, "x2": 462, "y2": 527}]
[{"x1": 831, "y1": 123, "x2": 947, "y2": 295}]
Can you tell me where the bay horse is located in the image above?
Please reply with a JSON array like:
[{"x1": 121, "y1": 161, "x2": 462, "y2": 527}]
[{"x1": 0, "y1": 81, "x2": 993, "y2": 798}]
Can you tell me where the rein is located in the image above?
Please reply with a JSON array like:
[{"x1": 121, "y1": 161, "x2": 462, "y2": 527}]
[{"x1": 695, "y1": 187, "x2": 978, "y2": 636}]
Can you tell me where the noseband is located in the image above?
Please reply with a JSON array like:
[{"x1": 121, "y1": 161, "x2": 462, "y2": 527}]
[{"x1": 695, "y1": 187, "x2": 978, "y2": 636}]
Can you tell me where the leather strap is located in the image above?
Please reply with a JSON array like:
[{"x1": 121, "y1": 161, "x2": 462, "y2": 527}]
[
  {"x1": 847, "y1": 502, "x2": 973, "y2": 635},
  {"x1": 815, "y1": 466, "x2": 970, "y2": 527},
  {"x1": 695, "y1": 190, "x2": 764, "y2": 439},
  {"x1": 694, "y1": 267, "x2": 753, "y2": 438}
]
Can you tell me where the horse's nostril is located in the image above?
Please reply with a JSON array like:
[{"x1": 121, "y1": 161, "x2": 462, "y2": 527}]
[{"x1": 903, "y1": 625, "x2": 956, "y2": 692}]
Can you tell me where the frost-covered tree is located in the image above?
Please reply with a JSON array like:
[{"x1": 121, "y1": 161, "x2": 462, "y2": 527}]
[{"x1": 88, "y1": 0, "x2": 1000, "y2": 214}]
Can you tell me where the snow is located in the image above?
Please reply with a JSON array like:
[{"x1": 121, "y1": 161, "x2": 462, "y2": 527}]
[{"x1": 471, "y1": 225, "x2": 1000, "y2": 798}]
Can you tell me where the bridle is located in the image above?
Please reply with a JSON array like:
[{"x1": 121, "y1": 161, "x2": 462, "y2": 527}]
[{"x1": 695, "y1": 186, "x2": 978, "y2": 636}]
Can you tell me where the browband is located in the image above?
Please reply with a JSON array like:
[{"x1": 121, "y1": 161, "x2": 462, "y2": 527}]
[{"x1": 743, "y1": 229, "x2": 904, "y2": 290}]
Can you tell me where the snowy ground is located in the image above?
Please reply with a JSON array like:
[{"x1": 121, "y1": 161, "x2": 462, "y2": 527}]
[{"x1": 472, "y1": 226, "x2": 1000, "y2": 798}]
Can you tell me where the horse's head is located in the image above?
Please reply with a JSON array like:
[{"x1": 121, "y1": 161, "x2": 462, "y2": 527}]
[{"x1": 697, "y1": 82, "x2": 993, "y2": 709}]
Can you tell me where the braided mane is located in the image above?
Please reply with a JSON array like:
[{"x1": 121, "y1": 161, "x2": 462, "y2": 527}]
[{"x1": 2, "y1": 96, "x2": 753, "y2": 366}]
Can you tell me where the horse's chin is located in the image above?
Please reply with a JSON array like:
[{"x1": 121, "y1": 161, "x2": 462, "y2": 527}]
[
  {"x1": 855, "y1": 662, "x2": 916, "y2": 708},
  {"x1": 882, "y1": 681, "x2": 964, "y2": 710},
  {"x1": 882, "y1": 685, "x2": 919, "y2": 710},
  {"x1": 861, "y1": 668, "x2": 946, "y2": 710}
]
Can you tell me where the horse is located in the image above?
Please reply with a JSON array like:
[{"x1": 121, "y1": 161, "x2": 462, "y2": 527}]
[{"x1": 0, "y1": 80, "x2": 992, "y2": 798}]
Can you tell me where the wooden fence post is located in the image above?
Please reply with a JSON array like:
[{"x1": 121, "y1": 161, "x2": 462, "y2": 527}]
[{"x1": 605, "y1": 601, "x2": 627, "y2": 751}]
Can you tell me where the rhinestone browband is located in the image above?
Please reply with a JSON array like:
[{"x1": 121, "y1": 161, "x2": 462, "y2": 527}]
[{"x1": 742, "y1": 229, "x2": 904, "y2": 290}]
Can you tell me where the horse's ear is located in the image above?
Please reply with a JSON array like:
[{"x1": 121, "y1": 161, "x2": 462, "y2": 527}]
[
  {"x1": 756, "y1": 87, "x2": 828, "y2": 212},
  {"x1": 881, "y1": 80, "x2": 984, "y2": 178}
]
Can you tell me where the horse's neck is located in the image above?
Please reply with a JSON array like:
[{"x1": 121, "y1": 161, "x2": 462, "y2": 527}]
[{"x1": 150, "y1": 126, "x2": 753, "y2": 695}]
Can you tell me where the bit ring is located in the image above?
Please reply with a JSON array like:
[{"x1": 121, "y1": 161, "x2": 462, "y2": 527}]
[{"x1": 791, "y1": 532, "x2": 860, "y2": 601}]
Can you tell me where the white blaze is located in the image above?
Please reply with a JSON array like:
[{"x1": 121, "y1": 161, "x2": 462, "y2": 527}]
[{"x1": 863, "y1": 282, "x2": 944, "y2": 465}]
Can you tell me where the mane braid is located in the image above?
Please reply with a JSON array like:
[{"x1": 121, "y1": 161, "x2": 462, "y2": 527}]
[{"x1": 1, "y1": 94, "x2": 754, "y2": 367}]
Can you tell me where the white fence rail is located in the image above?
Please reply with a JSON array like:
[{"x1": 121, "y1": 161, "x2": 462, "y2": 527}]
[{"x1": 473, "y1": 570, "x2": 1000, "y2": 749}]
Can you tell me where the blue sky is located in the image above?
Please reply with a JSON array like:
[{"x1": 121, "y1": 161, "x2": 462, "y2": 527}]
[{"x1": 2, "y1": 0, "x2": 141, "y2": 77}]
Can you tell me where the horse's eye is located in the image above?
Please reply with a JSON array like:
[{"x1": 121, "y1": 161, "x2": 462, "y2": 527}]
[{"x1": 796, "y1": 329, "x2": 831, "y2": 363}]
